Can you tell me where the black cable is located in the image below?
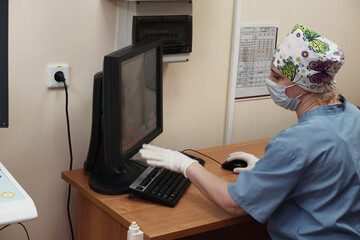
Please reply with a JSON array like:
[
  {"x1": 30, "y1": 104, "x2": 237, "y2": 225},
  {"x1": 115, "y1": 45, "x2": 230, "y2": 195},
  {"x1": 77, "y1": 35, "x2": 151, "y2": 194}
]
[
  {"x1": 0, "y1": 223, "x2": 30, "y2": 240},
  {"x1": 0, "y1": 224, "x2": 11, "y2": 232},
  {"x1": 66, "y1": 185, "x2": 74, "y2": 240},
  {"x1": 181, "y1": 149, "x2": 222, "y2": 165},
  {"x1": 63, "y1": 82, "x2": 73, "y2": 171},
  {"x1": 18, "y1": 223, "x2": 30, "y2": 240},
  {"x1": 55, "y1": 72, "x2": 75, "y2": 240},
  {"x1": 63, "y1": 81, "x2": 75, "y2": 240}
]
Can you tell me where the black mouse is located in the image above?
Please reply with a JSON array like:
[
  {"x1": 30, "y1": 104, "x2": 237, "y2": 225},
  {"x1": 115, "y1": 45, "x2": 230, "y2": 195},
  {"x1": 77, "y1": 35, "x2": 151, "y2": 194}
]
[{"x1": 222, "y1": 159, "x2": 248, "y2": 171}]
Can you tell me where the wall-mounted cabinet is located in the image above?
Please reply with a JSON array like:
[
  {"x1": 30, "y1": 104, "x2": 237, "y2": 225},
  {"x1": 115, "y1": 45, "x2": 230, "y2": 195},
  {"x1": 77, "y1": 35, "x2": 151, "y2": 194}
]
[{"x1": 117, "y1": 0, "x2": 192, "y2": 62}]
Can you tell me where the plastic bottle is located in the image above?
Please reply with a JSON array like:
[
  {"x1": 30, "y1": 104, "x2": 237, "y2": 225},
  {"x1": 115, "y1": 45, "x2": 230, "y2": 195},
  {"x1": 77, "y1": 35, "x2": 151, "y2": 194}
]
[{"x1": 127, "y1": 221, "x2": 143, "y2": 240}]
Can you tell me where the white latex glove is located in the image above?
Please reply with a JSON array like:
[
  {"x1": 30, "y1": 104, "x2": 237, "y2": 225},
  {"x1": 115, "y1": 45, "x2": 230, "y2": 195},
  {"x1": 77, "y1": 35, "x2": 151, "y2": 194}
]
[
  {"x1": 139, "y1": 144, "x2": 198, "y2": 178},
  {"x1": 226, "y1": 151, "x2": 259, "y2": 174}
]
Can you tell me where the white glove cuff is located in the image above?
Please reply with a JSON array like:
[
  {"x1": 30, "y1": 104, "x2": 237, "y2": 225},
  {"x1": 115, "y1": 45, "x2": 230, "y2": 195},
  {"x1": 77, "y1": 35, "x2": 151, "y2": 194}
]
[{"x1": 182, "y1": 160, "x2": 198, "y2": 178}]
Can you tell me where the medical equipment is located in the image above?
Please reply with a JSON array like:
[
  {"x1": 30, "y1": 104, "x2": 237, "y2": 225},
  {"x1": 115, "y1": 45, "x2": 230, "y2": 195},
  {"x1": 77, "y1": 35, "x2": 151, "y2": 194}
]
[{"x1": 0, "y1": 162, "x2": 37, "y2": 225}]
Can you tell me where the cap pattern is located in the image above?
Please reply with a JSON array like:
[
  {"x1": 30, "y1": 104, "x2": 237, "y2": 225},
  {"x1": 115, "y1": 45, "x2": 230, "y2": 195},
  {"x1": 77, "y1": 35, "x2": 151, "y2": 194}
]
[{"x1": 272, "y1": 24, "x2": 344, "y2": 93}]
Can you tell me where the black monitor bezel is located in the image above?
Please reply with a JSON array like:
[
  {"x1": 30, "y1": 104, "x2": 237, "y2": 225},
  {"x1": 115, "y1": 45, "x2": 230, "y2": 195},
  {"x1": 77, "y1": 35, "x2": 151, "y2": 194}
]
[
  {"x1": 103, "y1": 39, "x2": 163, "y2": 168},
  {"x1": 0, "y1": 0, "x2": 8, "y2": 128}
]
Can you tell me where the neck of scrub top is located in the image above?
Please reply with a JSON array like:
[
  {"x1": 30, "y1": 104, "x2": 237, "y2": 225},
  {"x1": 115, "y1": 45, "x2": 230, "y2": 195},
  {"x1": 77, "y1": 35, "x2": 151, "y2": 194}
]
[{"x1": 294, "y1": 92, "x2": 342, "y2": 119}]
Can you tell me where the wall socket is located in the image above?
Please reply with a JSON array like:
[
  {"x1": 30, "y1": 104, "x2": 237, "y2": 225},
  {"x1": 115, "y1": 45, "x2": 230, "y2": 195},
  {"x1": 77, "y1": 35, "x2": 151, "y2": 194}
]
[{"x1": 47, "y1": 64, "x2": 70, "y2": 88}]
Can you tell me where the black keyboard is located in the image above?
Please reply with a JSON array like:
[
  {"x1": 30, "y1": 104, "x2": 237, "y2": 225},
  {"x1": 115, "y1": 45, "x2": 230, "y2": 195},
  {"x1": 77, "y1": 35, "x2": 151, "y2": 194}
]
[{"x1": 129, "y1": 153, "x2": 205, "y2": 207}]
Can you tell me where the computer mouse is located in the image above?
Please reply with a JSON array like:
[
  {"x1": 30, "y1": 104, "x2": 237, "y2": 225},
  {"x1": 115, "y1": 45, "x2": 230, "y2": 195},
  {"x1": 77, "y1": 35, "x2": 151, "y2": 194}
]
[{"x1": 221, "y1": 159, "x2": 248, "y2": 171}]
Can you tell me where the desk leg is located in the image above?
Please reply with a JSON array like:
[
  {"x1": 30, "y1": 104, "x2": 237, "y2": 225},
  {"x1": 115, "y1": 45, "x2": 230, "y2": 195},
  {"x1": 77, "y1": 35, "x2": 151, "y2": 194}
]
[{"x1": 76, "y1": 194, "x2": 128, "y2": 240}]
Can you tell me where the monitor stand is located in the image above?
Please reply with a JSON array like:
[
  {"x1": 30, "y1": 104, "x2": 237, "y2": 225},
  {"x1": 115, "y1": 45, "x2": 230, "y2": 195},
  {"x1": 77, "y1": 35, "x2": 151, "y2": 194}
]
[
  {"x1": 89, "y1": 160, "x2": 146, "y2": 195},
  {"x1": 87, "y1": 132, "x2": 147, "y2": 195}
]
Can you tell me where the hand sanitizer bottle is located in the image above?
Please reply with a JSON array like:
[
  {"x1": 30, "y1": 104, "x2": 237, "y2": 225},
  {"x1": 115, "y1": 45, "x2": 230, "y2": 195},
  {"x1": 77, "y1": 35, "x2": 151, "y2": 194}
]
[{"x1": 127, "y1": 221, "x2": 143, "y2": 240}]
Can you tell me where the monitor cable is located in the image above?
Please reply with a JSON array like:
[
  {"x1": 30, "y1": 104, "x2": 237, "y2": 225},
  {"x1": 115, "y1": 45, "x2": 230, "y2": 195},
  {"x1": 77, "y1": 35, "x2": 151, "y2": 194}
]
[
  {"x1": 181, "y1": 149, "x2": 222, "y2": 165},
  {"x1": 54, "y1": 71, "x2": 75, "y2": 240},
  {"x1": 0, "y1": 222, "x2": 30, "y2": 240}
]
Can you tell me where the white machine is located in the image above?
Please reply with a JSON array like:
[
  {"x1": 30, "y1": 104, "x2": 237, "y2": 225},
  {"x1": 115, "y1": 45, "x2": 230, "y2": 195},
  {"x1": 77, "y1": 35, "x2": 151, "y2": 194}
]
[{"x1": 0, "y1": 162, "x2": 38, "y2": 225}]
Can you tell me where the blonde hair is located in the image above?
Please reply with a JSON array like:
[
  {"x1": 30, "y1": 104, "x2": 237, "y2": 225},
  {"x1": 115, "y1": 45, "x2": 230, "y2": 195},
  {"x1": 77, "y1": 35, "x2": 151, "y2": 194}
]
[{"x1": 314, "y1": 84, "x2": 340, "y2": 105}]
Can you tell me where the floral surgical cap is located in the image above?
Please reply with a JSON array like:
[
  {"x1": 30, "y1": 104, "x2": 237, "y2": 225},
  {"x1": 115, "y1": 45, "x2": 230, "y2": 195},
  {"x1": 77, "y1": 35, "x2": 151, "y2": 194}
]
[{"x1": 272, "y1": 24, "x2": 345, "y2": 93}]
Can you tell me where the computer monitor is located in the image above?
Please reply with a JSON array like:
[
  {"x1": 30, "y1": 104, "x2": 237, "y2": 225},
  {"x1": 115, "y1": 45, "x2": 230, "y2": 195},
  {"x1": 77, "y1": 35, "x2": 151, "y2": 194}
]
[
  {"x1": 0, "y1": 0, "x2": 8, "y2": 128},
  {"x1": 84, "y1": 39, "x2": 163, "y2": 195}
]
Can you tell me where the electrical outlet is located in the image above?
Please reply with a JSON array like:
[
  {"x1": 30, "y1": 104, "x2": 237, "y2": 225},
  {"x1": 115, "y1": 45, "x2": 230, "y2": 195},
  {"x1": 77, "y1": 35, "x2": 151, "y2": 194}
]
[{"x1": 47, "y1": 64, "x2": 70, "y2": 88}]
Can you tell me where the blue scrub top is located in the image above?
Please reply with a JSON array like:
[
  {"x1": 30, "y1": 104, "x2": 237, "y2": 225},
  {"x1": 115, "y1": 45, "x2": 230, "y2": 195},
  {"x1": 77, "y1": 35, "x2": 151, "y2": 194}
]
[{"x1": 228, "y1": 97, "x2": 360, "y2": 239}]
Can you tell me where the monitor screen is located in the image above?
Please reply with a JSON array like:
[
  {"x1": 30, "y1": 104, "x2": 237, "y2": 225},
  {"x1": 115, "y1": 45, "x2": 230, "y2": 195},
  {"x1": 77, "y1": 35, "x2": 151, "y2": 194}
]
[
  {"x1": 121, "y1": 48, "x2": 158, "y2": 155},
  {"x1": 84, "y1": 39, "x2": 163, "y2": 195},
  {"x1": 0, "y1": 0, "x2": 8, "y2": 128}
]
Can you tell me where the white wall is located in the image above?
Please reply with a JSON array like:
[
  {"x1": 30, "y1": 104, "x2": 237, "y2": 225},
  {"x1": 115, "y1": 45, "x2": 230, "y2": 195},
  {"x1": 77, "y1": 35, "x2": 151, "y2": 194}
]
[
  {"x1": 1, "y1": 0, "x2": 117, "y2": 239},
  {"x1": 1, "y1": 0, "x2": 359, "y2": 239}
]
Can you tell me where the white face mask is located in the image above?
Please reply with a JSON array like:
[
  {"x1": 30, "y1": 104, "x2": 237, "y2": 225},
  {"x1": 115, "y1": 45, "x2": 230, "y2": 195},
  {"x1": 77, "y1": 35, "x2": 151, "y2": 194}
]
[{"x1": 265, "y1": 79, "x2": 303, "y2": 111}]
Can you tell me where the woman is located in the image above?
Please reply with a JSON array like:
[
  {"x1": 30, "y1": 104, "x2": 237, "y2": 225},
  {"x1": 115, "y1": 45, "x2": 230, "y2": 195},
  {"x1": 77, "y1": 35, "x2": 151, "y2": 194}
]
[{"x1": 139, "y1": 24, "x2": 360, "y2": 239}]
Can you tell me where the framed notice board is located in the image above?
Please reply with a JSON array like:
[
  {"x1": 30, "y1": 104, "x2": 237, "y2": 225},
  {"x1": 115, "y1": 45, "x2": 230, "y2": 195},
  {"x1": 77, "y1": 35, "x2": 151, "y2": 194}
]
[{"x1": 0, "y1": 0, "x2": 8, "y2": 127}]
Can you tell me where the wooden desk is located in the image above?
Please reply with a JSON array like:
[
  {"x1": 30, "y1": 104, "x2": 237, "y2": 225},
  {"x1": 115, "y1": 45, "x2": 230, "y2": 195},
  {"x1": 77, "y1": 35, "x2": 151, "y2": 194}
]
[{"x1": 62, "y1": 138, "x2": 271, "y2": 240}]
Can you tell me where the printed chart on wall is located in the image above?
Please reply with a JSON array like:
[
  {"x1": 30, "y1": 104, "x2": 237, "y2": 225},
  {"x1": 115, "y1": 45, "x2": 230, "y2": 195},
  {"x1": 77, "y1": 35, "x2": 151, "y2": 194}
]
[{"x1": 235, "y1": 24, "x2": 278, "y2": 100}]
